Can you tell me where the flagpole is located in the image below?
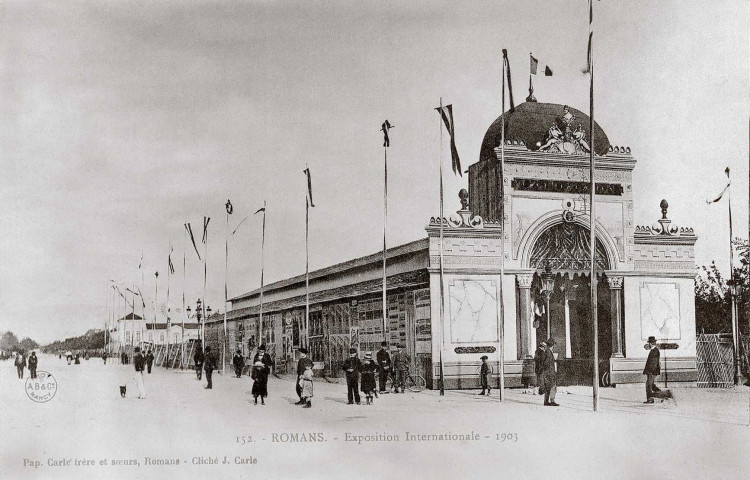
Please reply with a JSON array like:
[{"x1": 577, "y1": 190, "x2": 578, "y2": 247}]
[
  {"x1": 155, "y1": 271, "x2": 158, "y2": 354},
  {"x1": 203, "y1": 220, "x2": 208, "y2": 355},
  {"x1": 182, "y1": 222, "x2": 187, "y2": 368},
  {"x1": 166, "y1": 246, "x2": 170, "y2": 366},
  {"x1": 497, "y1": 50, "x2": 509, "y2": 400},
  {"x1": 259, "y1": 201, "x2": 266, "y2": 347},
  {"x1": 224, "y1": 206, "x2": 229, "y2": 375},
  {"x1": 306, "y1": 193, "x2": 310, "y2": 350},
  {"x1": 588, "y1": 0, "x2": 600, "y2": 412},
  {"x1": 383, "y1": 138, "x2": 388, "y2": 344},
  {"x1": 438, "y1": 96, "x2": 446, "y2": 396},
  {"x1": 728, "y1": 175, "x2": 740, "y2": 385}
]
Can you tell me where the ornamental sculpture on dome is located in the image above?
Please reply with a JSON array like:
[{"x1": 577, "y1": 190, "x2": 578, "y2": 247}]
[{"x1": 538, "y1": 105, "x2": 592, "y2": 155}]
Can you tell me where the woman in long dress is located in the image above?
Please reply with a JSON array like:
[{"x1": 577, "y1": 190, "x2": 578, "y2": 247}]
[{"x1": 251, "y1": 361, "x2": 269, "y2": 405}]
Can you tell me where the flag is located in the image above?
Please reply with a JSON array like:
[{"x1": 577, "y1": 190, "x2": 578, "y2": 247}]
[
  {"x1": 435, "y1": 104, "x2": 462, "y2": 177},
  {"x1": 706, "y1": 167, "x2": 731, "y2": 204},
  {"x1": 168, "y1": 245, "x2": 175, "y2": 274},
  {"x1": 135, "y1": 286, "x2": 146, "y2": 308},
  {"x1": 138, "y1": 252, "x2": 143, "y2": 270},
  {"x1": 502, "y1": 49, "x2": 515, "y2": 113},
  {"x1": 184, "y1": 223, "x2": 201, "y2": 260},
  {"x1": 530, "y1": 54, "x2": 538, "y2": 75},
  {"x1": 254, "y1": 206, "x2": 265, "y2": 215},
  {"x1": 232, "y1": 215, "x2": 249, "y2": 235},
  {"x1": 545, "y1": 66, "x2": 553, "y2": 76},
  {"x1": 225, "y1": 199, "x2": 233, "y2": 215},
  {"x1": 202, "y1": 217, "x2": 210, "y2": 244},
  {"x1": 583, "y1": 0, "x2": 594, "y2": 74},
  {"x1": 381, "y1": 120, "x2": 393, "y2": 148},
  {"x1": 303, "y1": 168, "x2": 315, "y2": 207}
]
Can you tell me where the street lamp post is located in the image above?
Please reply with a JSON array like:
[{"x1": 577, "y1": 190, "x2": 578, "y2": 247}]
[
  {"x1": 727, "y1": 279, "x2": 742, "y2": 385},
  {"x1": 541, "y1": 263, "x2": 555, "y2": 338}
]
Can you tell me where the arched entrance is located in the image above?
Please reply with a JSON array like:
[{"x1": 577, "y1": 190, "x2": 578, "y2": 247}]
[{"x1": 526, "y1": 222, "x2": 615, "y2": 385}]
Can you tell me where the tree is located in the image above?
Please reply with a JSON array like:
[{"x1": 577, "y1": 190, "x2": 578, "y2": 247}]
[
  {"x1": 0, "y1": 331, "x2": 19, "y2": 352},
  {"x1": 19, "y1": 337, "x2": 39, "y2": 351},
  {"x1": 695, "y1": 240, "x2": 749, "y2": 335}
]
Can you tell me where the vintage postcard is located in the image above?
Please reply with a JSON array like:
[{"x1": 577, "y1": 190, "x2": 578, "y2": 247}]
[{"x1": 1, "y1": 1, "x2": 748, "y2": 479}]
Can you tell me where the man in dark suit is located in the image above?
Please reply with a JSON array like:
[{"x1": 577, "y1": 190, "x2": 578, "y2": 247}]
[
  {"x1": 133, "y1": 346, "x2": 146, "y2": 399},
  {"x1": 194, "y1": 347, "x2": 204, "y2": 380},
  {"x1": 203, "y1": 346, "x2": 216, "y2": 389},
  {"x1": 28, "y1": 351, "x2": 38, "y2": 379},
  {"x1": 376, "y1": 341, "x2": 391, "y2": 394},
  {"x1": 541, "y1": 338, "x2": 558, "y2": 406},
  {"x1": 342, "y1": 348, "x2": 362, "y2": 404},
  {"x1": 643, "y1": 336, "x2": 671, "y2": 403},
  {"x1": 146, "y1": 350, "x2": 154, "y2": 374},
  {"x1": 295, "y1": 348, "x2": 314, "y2": 405}
]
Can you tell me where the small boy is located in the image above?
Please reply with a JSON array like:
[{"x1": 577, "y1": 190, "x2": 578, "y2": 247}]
[
  {"x1": 479, "y1": 355, "x2": 492, "y2": 396},
  {"x1": 300, "y1": 364, "x2": 314, "y2": 408},
  {"x1": 360, "y1": 353, "x2": 378, "y2": 405}
]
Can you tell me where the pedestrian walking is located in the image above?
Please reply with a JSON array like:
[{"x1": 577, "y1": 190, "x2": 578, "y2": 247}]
[
  {"x1": 534, "y1": 342, "x2": 547, "y2": 395},
  {"x1": 251, "y1": 361, "x2": 269, "y2": 405},
  {"x1": 300, "y1": 363, "x2": 314, "y2": 408},
  {"x1": 14, "y1": 352, "x2": 26, "y2": 379},
  {"x1": 204, "y1": 346, "x2": 217, "y2": 389},
  {"x1": 146, "y1": 350, "x2": 154, "y2": 374},
  {"x1": 643, "y1": 336, "x2": 672, "y2": 404},
  {"x1": 133, "y1": 346, "x2": 146, "y2": 399},
  {"x1": 74, "y1": 353, "x2": 80, "y2": 365},
  {"x1": 66, "y1": 351, "x2": 73, "y2": 365},
  {"x1": 478, "y1": 355, "x2": 492, "y2": 395},
  {"x1": 541, "y1": 338, "x2": 558, "y2": 406},
  {"x1": 194, "y1": 347, "x2": 204, "y2": 380},
  {"x1": 361, "y1": 353, "x2": 378, "y2": 404},
  {"x1": 295, "y1": 348, "x2": 314, "y2": 405},
  {"x1": 233, "y1": 349, "x2": 245, "y2": 378},
  {"x1": 376, "y1": 341, "x2": 391, "y2": 394},
  {"x1": 28, "y1": 351, "x2": 38, "y2": 379},
  {"x1": 392, "y1": 345, "x2": 410, "y2": 393},
  {"x1": 342, "y1": 348, "x2": 362, "y2": 404},
  {"x1": 102, "y1": 352, "x2": 108, "y2": 365}
]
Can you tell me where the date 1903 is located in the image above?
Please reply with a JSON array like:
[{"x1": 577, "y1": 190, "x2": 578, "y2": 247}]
[{"x1": 496, "y1": 433, "x2": 518, "y2": 442}]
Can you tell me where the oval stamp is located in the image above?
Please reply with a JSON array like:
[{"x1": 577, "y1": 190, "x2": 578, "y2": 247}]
[{"x1": 25, "y1": 371, "x2": 58, "y2": 403}]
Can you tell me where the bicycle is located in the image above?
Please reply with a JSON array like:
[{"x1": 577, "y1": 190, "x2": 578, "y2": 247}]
[{"x1": 385, "y1": 368, "x2": 426, "y2": 393}]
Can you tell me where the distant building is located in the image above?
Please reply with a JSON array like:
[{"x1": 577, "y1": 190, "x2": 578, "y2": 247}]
[{"x1": 109, "y1": 313, "x2": 201, "y2": 353}]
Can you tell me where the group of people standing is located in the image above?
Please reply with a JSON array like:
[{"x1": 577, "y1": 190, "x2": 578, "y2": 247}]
[
  {"x1": 13, "y1": 351, "x2": 38, "y2": 379},
  {"x1": 340, "y1": 342, "x2": 411, "y2": 405}
]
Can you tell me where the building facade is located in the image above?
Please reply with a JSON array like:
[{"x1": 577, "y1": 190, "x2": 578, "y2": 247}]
[{"x1": 211, "y1": 99, "x2": 698, "y2": 389}]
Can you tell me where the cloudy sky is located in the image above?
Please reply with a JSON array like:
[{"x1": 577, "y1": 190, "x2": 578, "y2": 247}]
[{"x1": 0, "y1": 0, "x2": 747, "y2": 344}]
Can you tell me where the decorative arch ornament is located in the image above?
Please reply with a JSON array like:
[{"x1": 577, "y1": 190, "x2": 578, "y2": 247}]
[
  {"x1": 517, "y1": 210, "x2": 618, "y2": 270},
  {"x1": 529, "y1": 222, "x2": 609, "y2": 270}
]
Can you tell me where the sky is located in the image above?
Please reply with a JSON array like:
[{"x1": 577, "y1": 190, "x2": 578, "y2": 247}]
[{"x1": 0, "y1": 0, "x2": 747, "y2": 344}]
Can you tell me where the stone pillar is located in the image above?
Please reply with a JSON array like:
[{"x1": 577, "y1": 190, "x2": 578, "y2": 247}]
[
  {"x1": 609, "y1": 276, "x2": 624, "y2": 358},
  {"x1": 517, "y1": 273, "x2": 534, "y2": 359}
]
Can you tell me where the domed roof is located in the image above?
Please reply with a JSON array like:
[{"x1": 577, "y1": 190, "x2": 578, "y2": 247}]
[{"x1": 479, "y1": 102, "x2": 610, "y2": 163}]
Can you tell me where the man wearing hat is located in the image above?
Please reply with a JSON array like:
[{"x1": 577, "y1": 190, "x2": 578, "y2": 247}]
[
  {"x1": 232, "y1": 349, "x2": 245, "y2": 378},
  {"x1": 203, "y1": 346, "x2": 217, "y2": 389},
  {"x1": 342, "y1": 347, "x2": 362, "y2": 404},
  {"x1": 295, "y1": 347, "x2": 314, "y2": 405},
  {"x1": 540, "y1": 338, "x2": 558, "y2": 406},
  {"x1": 133, "y1": 346, "x2": 146, "y2": 399},
  {"x1": 478, "y1": 355, "x2": 492, "y2": 395},
  {"x1": 392, "y1": 344, "x2": 411, "y2": 393},
  {"x1": 534, "y1": 342, "x2": 547, "y2": 395},
  {"x1": 376, "y1": 341, "x2": 392, "y2": 394},
  {"x1": 643, "y1": 336, "x2": 671, "y2": 403}
]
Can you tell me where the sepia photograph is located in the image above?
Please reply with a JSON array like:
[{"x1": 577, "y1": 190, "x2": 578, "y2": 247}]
[{"x1": 1, "y1": 1, "x2": 748, "y2": 479}]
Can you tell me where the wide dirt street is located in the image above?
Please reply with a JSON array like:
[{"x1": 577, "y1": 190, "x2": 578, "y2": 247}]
[{"x1": 1, "y1": 354, "x2": 749, "y2": 480}]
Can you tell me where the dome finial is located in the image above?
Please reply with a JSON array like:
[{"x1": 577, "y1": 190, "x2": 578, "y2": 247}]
[{"x1": 526, "y1": 74, "x2": 537, "y2": 102}]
